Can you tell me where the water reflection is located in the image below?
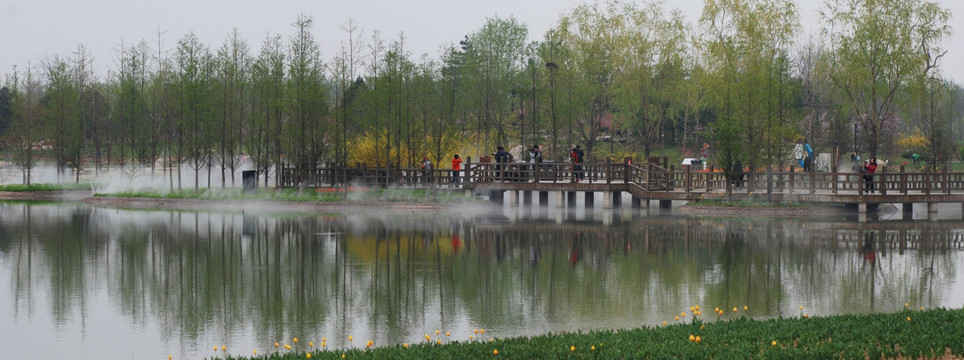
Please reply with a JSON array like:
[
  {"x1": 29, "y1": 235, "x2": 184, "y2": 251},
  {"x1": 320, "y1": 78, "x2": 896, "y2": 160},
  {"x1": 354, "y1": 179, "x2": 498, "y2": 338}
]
[{"x1": 0, "y1": 203, "x2": 962, "y2": 359}]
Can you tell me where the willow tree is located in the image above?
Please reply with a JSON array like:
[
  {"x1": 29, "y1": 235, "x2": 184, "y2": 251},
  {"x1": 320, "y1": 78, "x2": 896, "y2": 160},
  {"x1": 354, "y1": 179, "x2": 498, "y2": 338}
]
[
  {"x1": 42, "y1": 55, "x2": 80, "y2": 178},
  {"x1": 700, "y1": 0, "x2": 800, "y2": 178},
  {"x1": 823, "y1": 0, "x2": 951, "y2": 157},
  {"x1": 611, "y1": 1, "x2": 689, "y2": 159},
  {"x1": 462, "y1": 17, "x2": 529, "y2": 153},
  {"x1": 552, "y1": 2, "x2": 627, "y2": 157}
]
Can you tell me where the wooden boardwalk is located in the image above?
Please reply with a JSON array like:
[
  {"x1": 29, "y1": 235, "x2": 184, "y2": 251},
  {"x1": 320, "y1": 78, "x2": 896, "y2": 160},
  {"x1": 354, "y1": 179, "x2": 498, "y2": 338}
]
[{"x1": 282, "y1": 161, "x2": 964, "y2": 213}]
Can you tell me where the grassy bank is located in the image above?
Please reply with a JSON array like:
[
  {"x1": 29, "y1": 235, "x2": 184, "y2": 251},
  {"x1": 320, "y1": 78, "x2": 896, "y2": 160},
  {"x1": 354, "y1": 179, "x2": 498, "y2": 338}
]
[
  {"x1": 206, "y1": 308, "x2": 963, "y2": 360},
  {"x1": 92, "y1": 187, "x2": 478, "y2": 203},
  {"x1": 0, "y1": 183, "x2": 93, "y2": 191}
]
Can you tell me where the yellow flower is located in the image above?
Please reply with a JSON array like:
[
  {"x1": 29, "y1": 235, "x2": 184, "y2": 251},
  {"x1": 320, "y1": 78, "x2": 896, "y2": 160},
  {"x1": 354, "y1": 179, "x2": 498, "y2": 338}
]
[
  {"x1": 733, "y1": 307, "x2": 738, "y2": 312},
  {"x1": 306, "y1": 353, "x2": 312, "y2": 359},
  {"x1": 435, "y1": 330, "x2": 440, "y2": 335},
  {"x1": 493, "y1": 349, "x2": 499, "y2": 355},
  {"x1": 367, "y1": 340, "x2": 374, "y2": 347},
  {"x1": 714, "y1": 307, "x2": 719, "y2": 312},
  {"x1": 474, "y1": 329, "x2": 479, "y2": 334},
  {"x1": 591, "y1": 345, "x2": 596, "y2": 351},
  {"x1": 907, "y1": 317, "x2": 912, "y2": 322},
  {"x1": 348, "y1": 335, "x2": 353, "y2": 342},
  {"x1": 309, "y1": 341, "x2": 314, "y2": 347},
  {"x1": 675, "y1": 316, "x2": 680, "y2": 321},
  {"x1": 489, "y1": 338, "x2": 495, "y2": 342},
  {"x1": 744, "y1": 305, "x2": 748, "y2": 311},
  {"x1": 294, "y1": 337, "x2": 298, "y2": 343},
  {"x1": 285, "y1": 344, "x2": 291, "y2": 350},
  {"x1": 689, "y1": 334, "x2": 695, "y2": 341},
  {"x1": 695, "y1": 305, "x2": 700, "y2": 310},
  {"x1": 213, "y1": 346, "x2": 217, "y2": 351},
  {"x1": 695, "y1": 336, "x2": 702, "y2": 343},
  {"x1": 799, "y1": 305, "x2": 804, "y2": 311},
  {"x1": 803, "y1": 314, "x2": 808, "y2": 318},
  {"x1": 403, "y1": 343, "x2": 409, "y2": 348},
  {"x1": 905, "y1": 303, "x2": 909, "y2": 307},
  {"x1": 322, "y1": 337, "x2": 327, "y2": 342},
  {"x1": 481, "y1": 329, "x2": 485, "y2": 334},
  {"x1": 437, "y1": 339, "x2": 442, "y2": 345},
  {"x1": 771, "y1": 340, "x2": 777, "y2": 346},
  {"x1": 252, "y1": 349, "x2": 257, "y2": 355},
  {"x1": 446, "y1": 331, "x2": 451, "y2": 337},
  {"x1": 662, "y1": 321, "x2": 667, "y2": 326},
  {"x1": 322, "y1": 342, "x2": 327, "y2": 347},
  {"x1": 275, "y1": 342, "x2": 279, "y2": 348},
  {"x1": 470, "y1": 335, "x2": 475, "y2": 340},
  {"x1": 342, "y1": 354, "x2": 346, "y2": 359},
  {"x1": 169, "y1": 356, "x2": 172, "y2": 360},
  {"x1": 681, "y1": 312, "x2": 686, "y2": 317}
]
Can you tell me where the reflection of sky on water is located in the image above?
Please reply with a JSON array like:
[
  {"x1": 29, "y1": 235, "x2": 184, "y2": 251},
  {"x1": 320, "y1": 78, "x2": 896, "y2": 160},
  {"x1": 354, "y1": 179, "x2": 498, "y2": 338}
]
[{"x1": 1, "y1": 202, "x2": 963, "y2": 359}]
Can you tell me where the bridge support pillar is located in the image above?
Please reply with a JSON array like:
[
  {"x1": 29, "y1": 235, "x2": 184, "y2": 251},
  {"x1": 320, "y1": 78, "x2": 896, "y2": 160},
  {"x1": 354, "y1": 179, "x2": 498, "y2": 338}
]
[
  {"x1": 585, "y1": 192, "x2": 595, "y2": 208},
  {"x1": 490, "y1": 190, "x2": 504, "y2": 205},
  {"x1": 612, "y1": 191, "x2": 622, "y2": 207},
  {"x1": 903, "y1": 203, "x2": 914, "y2": 220},
  {"x1": 659, "y1": 200, "x2": 672, "y2": 209},
  {"x1": 522, "y1": 191, "x2": 533, "y2": 206},
  {"x1": 632, "y1": 197, "x2": 642, "y2": 209},
  {"x1": 567, "y1": 191, "x2": 577, "y2": 209},
  {"x1": 508, "y1": 190, "x2": 518, "y2": 206},
  {"x1": 928, "y1": 203, "x2": 939, "y2": 220},
  {"x1": 552, "y1": 191, "x2": 564, "y2": 208},
  {"x1": 539, "y1": 191, "x2": 549, "y2": 208},
  {"x1": 603, "y1": 210, "x2": 613, "y2": 226},
  {"x1": 603, "y1": 192, "x2": 614, "y2": 209}
]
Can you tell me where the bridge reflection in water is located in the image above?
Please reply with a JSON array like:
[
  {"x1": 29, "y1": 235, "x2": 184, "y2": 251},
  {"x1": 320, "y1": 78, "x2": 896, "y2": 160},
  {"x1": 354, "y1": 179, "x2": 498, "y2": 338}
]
[{"x1": 0, "y1": 203, "x2": 962, "y2": 359}]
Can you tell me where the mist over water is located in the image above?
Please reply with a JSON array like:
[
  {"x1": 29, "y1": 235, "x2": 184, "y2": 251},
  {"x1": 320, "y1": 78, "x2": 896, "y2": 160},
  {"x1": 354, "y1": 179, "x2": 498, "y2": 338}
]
[
  {"x1": 0, "y1": 161, "x2": 268, "y2": 193},
  {"x1": 1, "y1": 202, "x2": 963, "y2": 360}
]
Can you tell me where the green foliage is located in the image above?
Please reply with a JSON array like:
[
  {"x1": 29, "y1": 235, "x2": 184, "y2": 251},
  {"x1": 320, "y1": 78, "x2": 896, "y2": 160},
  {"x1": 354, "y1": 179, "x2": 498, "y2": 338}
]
[{"x1": 217, "y1": 308, "x2": 964, "y2": 359}]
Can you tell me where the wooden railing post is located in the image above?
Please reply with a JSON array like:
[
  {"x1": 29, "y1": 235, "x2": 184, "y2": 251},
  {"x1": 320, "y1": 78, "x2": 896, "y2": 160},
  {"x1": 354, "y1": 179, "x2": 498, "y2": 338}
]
[
  {"x1": 685, "y1": 165, "x2": 692, "y2": 193},
  {"x1": 880, "y1": 166, "x2": 887, "y2": 195},
  {"x1": 606, "y1": 159, "x2": 612, "y2": 184}
]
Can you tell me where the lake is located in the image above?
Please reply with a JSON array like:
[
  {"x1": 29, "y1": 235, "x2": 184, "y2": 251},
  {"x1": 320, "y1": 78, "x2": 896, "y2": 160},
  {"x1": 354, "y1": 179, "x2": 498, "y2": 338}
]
[{"x1": 1, "y1": 202, "x2": 962, "y2": 359}]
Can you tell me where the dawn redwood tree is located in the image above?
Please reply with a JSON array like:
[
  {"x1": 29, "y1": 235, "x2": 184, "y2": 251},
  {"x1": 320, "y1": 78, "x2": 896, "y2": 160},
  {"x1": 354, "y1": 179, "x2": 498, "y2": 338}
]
[
  {"x1": 175, "y1": 32, "x2": 215, "y2": 192},
  {"x1": 8, "y1": 66, "x2": 45, "y2": 184},
  {"x1": 214, "y1": 29, "x2": 250, "y2": 187},
  {"x1": 248, "y1": 34, "x2": 285, "y2": 187},
  {"x1": 286, "y1": 14, "x2": 329, "y2": 190}
]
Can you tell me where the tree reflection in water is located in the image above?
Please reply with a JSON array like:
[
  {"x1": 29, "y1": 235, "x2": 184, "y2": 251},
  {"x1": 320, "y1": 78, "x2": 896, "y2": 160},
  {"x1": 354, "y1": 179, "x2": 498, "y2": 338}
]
[{"x1": 0, "y1": 203, "x2": 962, "y2": 359}]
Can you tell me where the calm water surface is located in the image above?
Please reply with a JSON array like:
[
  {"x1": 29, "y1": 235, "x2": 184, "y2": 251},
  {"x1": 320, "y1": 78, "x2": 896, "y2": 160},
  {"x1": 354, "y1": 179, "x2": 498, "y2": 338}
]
[{"x1": 1, "y1": 202, "x2": 963, "y2": 359}]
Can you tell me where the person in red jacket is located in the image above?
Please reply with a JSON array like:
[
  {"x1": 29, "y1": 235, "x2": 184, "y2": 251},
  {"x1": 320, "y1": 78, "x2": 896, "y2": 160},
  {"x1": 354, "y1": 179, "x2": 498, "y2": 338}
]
[
  {"x1": 863, "y1": 157, "x2": 878, "y2": 193},
  {"x1": 451, "y1": 154, "x2": 463, "y2": 186}
]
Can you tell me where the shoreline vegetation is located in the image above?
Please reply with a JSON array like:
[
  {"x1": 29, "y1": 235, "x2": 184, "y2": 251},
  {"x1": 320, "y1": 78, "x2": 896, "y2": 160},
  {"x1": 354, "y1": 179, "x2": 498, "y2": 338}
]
[
  {"x1": 1, "y1": 183, "x2": 855, "y2": 215},
  {"x1": 199, "y1": 308, "x2": 962, "y2": 359}
]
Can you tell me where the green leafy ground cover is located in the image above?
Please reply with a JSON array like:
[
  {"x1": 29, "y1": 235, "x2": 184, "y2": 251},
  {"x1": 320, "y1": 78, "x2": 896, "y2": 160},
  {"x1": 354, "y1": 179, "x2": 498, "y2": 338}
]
[{"x1": 204, "y1": 308, "x2": 963, "y2": 360}]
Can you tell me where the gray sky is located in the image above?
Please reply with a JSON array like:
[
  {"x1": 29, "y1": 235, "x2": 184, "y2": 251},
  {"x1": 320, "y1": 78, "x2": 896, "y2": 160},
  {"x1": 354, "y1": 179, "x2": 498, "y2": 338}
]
[{"x1": 2, "y1": 0, "x2": 961, "y2": 84}]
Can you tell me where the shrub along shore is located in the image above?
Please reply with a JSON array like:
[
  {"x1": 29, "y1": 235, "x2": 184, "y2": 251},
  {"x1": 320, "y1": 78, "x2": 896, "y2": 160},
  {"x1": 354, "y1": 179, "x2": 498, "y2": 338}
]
[{"x1": 207, "y1": 308, "x2": 963, "y2": 360}]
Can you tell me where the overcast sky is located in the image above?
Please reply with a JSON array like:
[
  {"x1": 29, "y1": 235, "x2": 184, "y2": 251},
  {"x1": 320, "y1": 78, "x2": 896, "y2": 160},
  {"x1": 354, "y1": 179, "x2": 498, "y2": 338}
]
[{"x1": 2, "y1": 0, "x2": 961, "y2": 84}]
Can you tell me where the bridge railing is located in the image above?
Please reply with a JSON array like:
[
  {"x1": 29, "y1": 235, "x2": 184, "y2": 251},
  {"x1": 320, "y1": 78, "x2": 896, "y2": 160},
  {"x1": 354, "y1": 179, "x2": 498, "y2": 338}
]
[{"x1": 281, "y1": 163, "x2": 964, "y2": 194}]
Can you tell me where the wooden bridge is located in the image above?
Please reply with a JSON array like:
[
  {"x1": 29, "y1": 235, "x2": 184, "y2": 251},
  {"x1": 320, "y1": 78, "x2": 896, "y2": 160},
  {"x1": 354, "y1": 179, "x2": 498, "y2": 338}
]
[{"x1": 282, "y1": 159, "x2": 964, "y2": 215}]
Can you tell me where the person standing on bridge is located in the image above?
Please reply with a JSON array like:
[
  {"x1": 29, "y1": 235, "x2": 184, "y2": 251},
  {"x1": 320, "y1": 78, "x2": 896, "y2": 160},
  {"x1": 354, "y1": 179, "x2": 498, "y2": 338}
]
[
  {"x1": 451, "y1": 154, "x2": 462, "y2": 187},
  {"x1": 574, "y1": 145, "x2": 585, "y2": 182},
  {"x1": 863, "y1": 157, "x2": 878, "y2": 193}
]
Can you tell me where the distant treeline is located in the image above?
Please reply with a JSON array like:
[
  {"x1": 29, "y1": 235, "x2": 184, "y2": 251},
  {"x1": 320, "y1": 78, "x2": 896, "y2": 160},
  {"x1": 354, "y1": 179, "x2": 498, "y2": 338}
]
[{"x1": 0, "y1": 0, "x2": 961, "y2": 189}]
